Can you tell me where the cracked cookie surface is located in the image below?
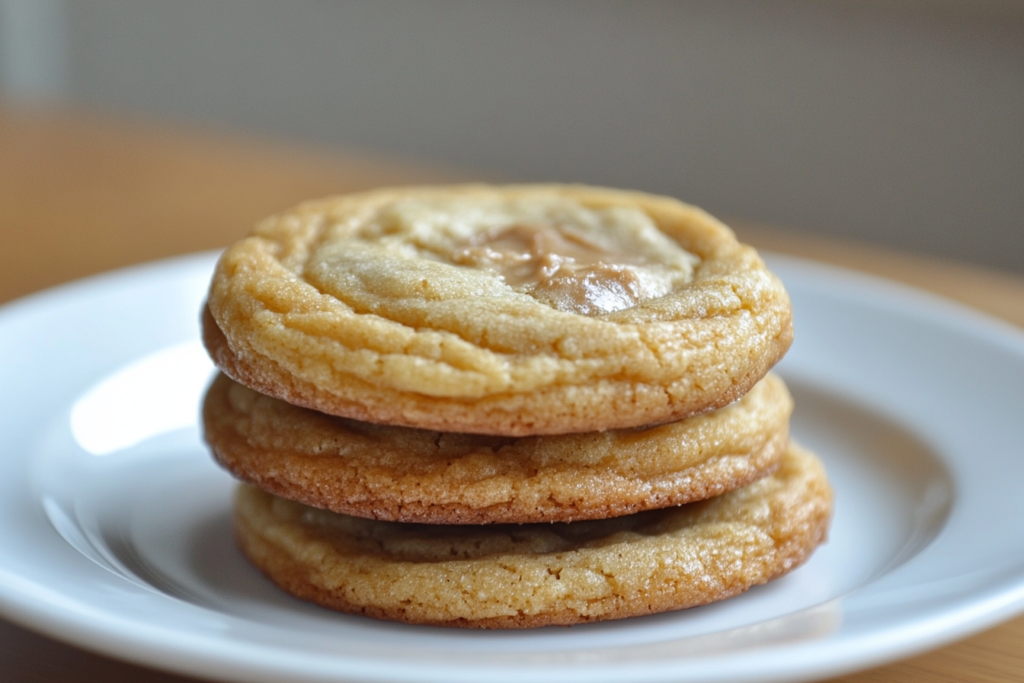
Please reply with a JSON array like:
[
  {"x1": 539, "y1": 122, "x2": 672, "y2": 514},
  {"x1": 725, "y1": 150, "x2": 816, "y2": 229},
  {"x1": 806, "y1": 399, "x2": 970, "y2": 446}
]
[
  {"x1": 233, "y1": 443, "x2": 832, "y2": 628},
  {"x1": 204, "y1": 185, "x2": 792, "y2": 435},
  {"x1": 204, "y1": 373, "x2": 792, "y2": 524}
]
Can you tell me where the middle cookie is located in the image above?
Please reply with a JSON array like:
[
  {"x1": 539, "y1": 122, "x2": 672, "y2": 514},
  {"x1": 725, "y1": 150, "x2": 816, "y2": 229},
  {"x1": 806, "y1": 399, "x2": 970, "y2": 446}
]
[{"x1": 202, "y1": 373, "x2": 792, "y2": 525}]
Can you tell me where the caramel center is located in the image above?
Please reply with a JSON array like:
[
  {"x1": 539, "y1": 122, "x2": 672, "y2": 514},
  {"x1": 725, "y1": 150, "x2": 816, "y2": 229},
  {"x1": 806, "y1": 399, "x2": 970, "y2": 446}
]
[{"x1": 452, "y1": 224, "x2": 659, "y2": 315}]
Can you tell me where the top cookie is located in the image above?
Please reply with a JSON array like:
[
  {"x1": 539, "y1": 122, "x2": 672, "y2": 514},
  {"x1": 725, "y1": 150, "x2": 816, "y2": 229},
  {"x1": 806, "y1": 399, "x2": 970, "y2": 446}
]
[{"x1": 205, "y1": 185, "x2": 792, "y2": 435}]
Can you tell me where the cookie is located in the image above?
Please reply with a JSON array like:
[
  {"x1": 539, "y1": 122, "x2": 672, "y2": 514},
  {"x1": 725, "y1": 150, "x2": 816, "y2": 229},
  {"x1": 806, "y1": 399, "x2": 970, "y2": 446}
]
[
  {"x1": 233, "y1": 442, "x2": 832, "y2": 628},
  {"x1": 203, "y1": 372, "x2": 792, "y2": 524},
  {"x1": 204, "y1": 185, "x2": 792, "y2": 435}
]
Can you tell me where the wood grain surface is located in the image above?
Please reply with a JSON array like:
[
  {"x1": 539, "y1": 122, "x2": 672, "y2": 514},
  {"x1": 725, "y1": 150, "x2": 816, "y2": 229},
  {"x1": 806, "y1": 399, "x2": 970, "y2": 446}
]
[{"x1": 1, "y1": 105, "x2": 1022, "y2": 683}]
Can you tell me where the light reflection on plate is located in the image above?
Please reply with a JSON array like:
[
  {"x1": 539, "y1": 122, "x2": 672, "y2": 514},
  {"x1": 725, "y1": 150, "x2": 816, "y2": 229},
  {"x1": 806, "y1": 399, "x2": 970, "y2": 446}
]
[{"x1": 70, "y1": 341, "x2": 214, "y2": 456}]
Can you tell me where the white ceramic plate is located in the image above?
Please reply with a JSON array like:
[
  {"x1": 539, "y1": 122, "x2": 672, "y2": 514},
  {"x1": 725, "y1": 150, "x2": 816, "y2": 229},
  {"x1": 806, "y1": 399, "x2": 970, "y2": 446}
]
[{"x1": 1, "y1": 252, "x2": 1024, "y2": 683}]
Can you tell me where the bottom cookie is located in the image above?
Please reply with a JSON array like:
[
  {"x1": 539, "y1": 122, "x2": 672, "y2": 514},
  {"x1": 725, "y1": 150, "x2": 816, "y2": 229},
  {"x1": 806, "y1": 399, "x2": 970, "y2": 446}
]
[{"x1": 234, "y1": 444, "x2": 832, "y2": 629}]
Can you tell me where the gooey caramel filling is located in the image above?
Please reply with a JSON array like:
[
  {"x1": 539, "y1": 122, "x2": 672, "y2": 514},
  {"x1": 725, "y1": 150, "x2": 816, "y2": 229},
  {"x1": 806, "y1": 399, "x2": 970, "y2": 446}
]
[
  {"x1": 337, "y1": 196, "x2": 700, "y2": 316},
  {"x1": 452, "y1": 224, "x2": 677, "y2": 315}
]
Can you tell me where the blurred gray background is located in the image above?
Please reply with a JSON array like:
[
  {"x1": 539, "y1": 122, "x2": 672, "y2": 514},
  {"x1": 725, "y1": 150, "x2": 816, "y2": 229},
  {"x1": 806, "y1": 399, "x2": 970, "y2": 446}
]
[{"x1": 2, "y1": 0, "x2": 1022, "y2": 272}]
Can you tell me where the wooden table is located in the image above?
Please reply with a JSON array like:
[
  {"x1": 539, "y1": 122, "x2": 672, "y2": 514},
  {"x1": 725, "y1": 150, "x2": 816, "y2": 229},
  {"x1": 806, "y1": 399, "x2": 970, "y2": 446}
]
[{"x1": 2, "y1": 106, "x2": 1023, "y2": 683}]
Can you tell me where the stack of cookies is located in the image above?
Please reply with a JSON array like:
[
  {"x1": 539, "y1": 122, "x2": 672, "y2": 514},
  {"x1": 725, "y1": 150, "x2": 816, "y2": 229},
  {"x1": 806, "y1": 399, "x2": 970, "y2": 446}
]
[{"x1": 200, "y1": 185, "x2": 832, "y2": 628}]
